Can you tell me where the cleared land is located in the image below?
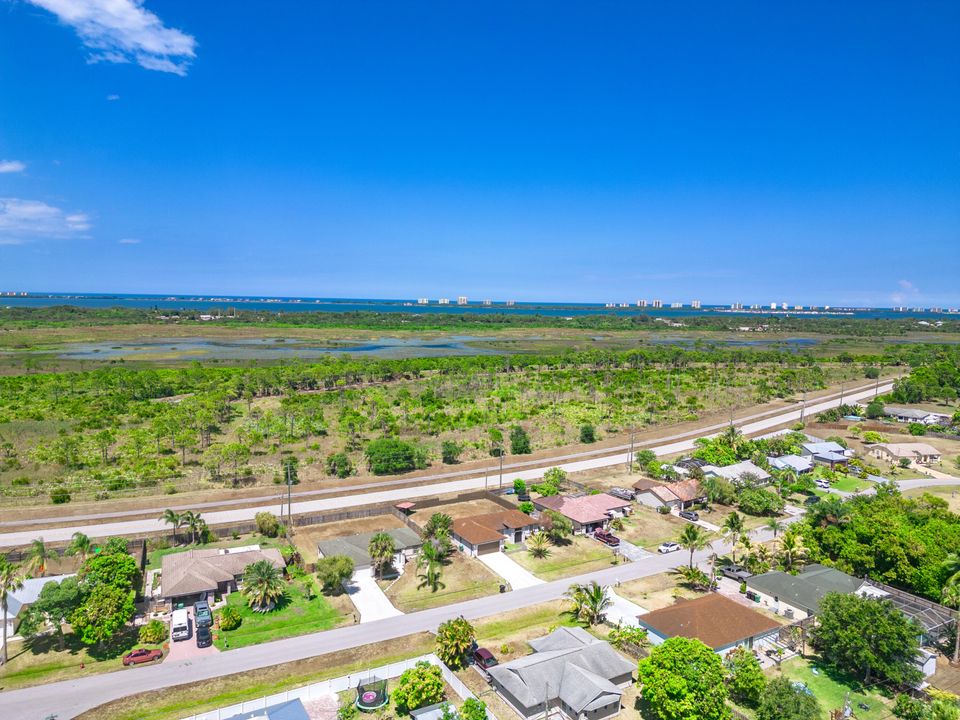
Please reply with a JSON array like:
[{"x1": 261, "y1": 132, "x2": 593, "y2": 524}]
[
  {"x1": 615, "y1": 571, "x2": 707, "y2": 611},
  {"x1": 382, "y1": 554, "x2": 504, "y2": 612},
  {"x1": 408, "y1": 497, "x2": 508, "y2": 523},
  {"x1": 615, "y1": 508, "x2": 690, "y2": 550}
]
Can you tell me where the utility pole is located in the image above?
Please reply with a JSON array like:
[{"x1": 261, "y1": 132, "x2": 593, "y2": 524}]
[
  {"x1": 285, "y1": 461, "x2": 293, "y2": 535},
  {"x1": 498, "y1": 451, "x2": 504, "y2": 490},
  {"x1": 839, "y1": 381, "x2": 844, "y2": 406},
  {"x1": 627, "y1": 433, "x2": 635, "y2": 473},
  {"x1": 800, "y1": 389, "x2": 806, "y2": 423}
]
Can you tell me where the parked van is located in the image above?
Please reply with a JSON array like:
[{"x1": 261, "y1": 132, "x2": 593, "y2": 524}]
[{"x1": 171, "y1": 608, "x2": 190, "y2": 641}]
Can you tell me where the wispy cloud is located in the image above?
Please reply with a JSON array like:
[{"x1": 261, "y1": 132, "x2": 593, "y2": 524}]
[
  {"x1": 891, "y1": 278, "x2": 920, "y2": 305},
  {"x1": 26, "y1": 0, "x2": 196, "y2": 76},
  {"x1": 106, "y1": 93, "x2": 120, "y2": 101},
  {"x1": 0, "y1": 198, "x2": 92, "y2": 245},
  {"x1": 118, "y1": 237, "x2": 140, "y2": 244},
  {"x1": 0, "y1": 160, "x2": 26, "y2": 173}
]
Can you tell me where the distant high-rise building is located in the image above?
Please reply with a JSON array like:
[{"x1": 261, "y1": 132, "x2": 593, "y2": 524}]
[
  {"x1": 457, "y1": 296, "x2": 468, "y2": 305},
  {"x1": 794, "y1": 305, "x2": 803, "y2": 310},
  {"x1": 637, "y1": 300, "x2": 648, "y2": 308},
  {"x1": 750, "y1": 304, "x2": 760, "y2": 310},
  {"x1": 691, "y1": 300, "x2": 701, "y2": 309},
  {"x1": 670, "y1": 302, "x2": 682, "y2": 309},
  {"x1": 730, "y1": 302, "x2": 743, "y2": 310},
  {"x1": 770, "y1": 302, "x2": 777, "y2": 310},
  {"x1": 505, "y1": 300, "x2": 515, "y2": 307},
  {"x1": 417, "y1": 298, "x2": 429, "y2": 305},
  {"x1": 438, "y1": 298, "x2": 450, "y2": 305},
  {"x1": 482, "y1": 299, "x2": 492, "y2": 306},
  {"x1": 780, "y1": 302, "x2": 788, "y2": 310},
  {"x1": 652, "y1": 299, "x2": 663, "y2": 309}
]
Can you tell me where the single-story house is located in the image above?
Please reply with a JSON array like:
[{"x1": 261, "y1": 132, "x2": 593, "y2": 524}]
[
  {"x1": 452, "y1": 509, "x2": 540, "y2": 556},
  {"x1": 487, "y1": 626, "x2": 635, "y2": 720},
  {"x1": 533, "y1": 493, "x2": 632, "y2": 533},
  {"x1": 223, "y1": 698, "x2": 310, "y2": 720},
  {"x1": 632, "y1": 478, "x2": 671, "y2": 508},
  {"x1": 768, "y1": 454, "x2": 814, "y2": 474},
  {"x1": 869, "y1": 443, "x2": 942, "y2": 466},
  {"x1": 884, "y1": 407, "x2": 951, "y2": 426},
  {"x1": 636, "y1": 594, "x2": 781, "y2": 655},
  {"x1": 161, "y1": 546, "x2": 286, "y2": 603},
  {"x1": 800, "y1": 441, "x2": 853, "y2": 467},
  {"x1": 633, "y1": 478, "x2": 705, "y2": 510},
  {"x1": 2, "y1": 573, "x2": 75, "y2": 638},
  {"x1": 702, "y1": 460, "x2": 772, "y2": 485},
  {"x1": 316, "y1": 527, "x2": 422, "y2": 571},
  {"x1": 744, "y1": 564, "x2": 865, "y2": 621}
]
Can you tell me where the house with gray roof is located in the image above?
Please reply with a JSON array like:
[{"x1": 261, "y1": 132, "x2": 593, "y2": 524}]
[
  {"x1": 702, "y1": 460, "x2": 771, "y2": 486},
  {"x1": 884, "y1": 407, "x2": 950, "y2": 425},
  {"x1": 316, "y1": 527, "x2": 421, "y2": 571},
  {"x1": 768, "y1": 454, "x2": 814, "y2": 474},
  {"x1": 2, "y1": 574, "x2": 75, "y2": 638},
  {"x1": 222, "y1": 698, "x2": 310, "y2": 720},
  {"x1": 800, "y1": 441, "x2": 853, "y2": 468},
  {"x1": 745, "y1": 564, "x2": 865, "y2": 620},
  {"x1": 487, "y1": 626, "x2": 634, "y2": 720}
]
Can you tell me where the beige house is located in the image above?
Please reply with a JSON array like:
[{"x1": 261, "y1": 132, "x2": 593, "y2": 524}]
[
  {"x1": 452, "y1": 509, "x2": 539, "y2": 556},
  {"x1": 161, "y1": 546, "x2": 285, "y2": 603},
  {"x1": 869, "y1": 442, "x2": 942, "y2": 466}
]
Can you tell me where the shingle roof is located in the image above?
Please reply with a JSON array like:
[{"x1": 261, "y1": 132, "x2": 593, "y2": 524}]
[
  {"x1": 884, "y1": 407, "x2": 937, "y2": 420},
  {"x1": 223, "y1": 698, "x2": 310, "y2": 720},
  {"x1": 669, "y1": 478, "x2": 706, "y2": 503},
  {"x1": 769, "y1": 455, "x2": 814, "y2": 473},
  {"x1": 745, "y1": 564, "x2": 864, "y2": 614},
  {"x1": 636, "y1": 594, "x2": 781, "y2": 649},
  {"x1": 488, "y1": 628, "x2": 633, "y2": 711},
  {"x1": 703, "y1": 460, "x2": 771, "y2": 482},
  {"x1": 801, "y1": 441, "x2": 847, "y2": 456},
  {"x1": 632, "y1": 478, "x2": 664, "y2": 492},
  {"x1": 316, "y1": 526, "x2": 422, "y2": 567},
  {"x1": 452, "y1": 510, "x2": 537, "y2": 546},
  {"x1": 534, "y1": 494, "x2": 631, "y2": 524},
  {"x1": 873, "y1": 443, "x2": 941, "y2": 458},
  {"x1": 2, "y1": 574, "x2": 75, "y2": 625},
  {"x1": 161, "y1": 547, "x2": 285, "y2": 599},
  {"x1": 648, "y1": 485, "x2": 680, "y2": 503}
]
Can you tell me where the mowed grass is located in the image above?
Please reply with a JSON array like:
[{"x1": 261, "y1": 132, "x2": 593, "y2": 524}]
[
  {"x1": 831, "y1": 475, "x2": 873, "y2": 493},
  {"x1": 146, "y1": 534, "x2": 286, "y2": 571},
  {"x1": 214, "y1": 580, "x2": 348, "y2": 650},
  {"x1": 511, "y1": 535, "x2": 617, "y2": 581},
  {"x1": 616, "y1": 509, "x2": 688, "y2": 549},
  {"x1": 773, "y1": 657, "x2": 893, "y2": 720},
  {"x1": 385, "y1": 554, "x2": 503, "y2": 612}
]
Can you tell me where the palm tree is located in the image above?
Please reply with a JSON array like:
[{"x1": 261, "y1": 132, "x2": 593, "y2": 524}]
[
  {"x1": 181, "y1": 510, "x2": 203, "y2": 544},
  {"x1": 940, "y1": 553, "x2": 960, "y2": 587},
  {"x1": 810, "y1": 496, "x2": 850, "y2": 529},
  {"x1": 941, "y1": 582, "x2": 960, "y2": 664},
  {"x1": 25, "y1": 537, "x2": 49, "y2": 577},
  {"x1": 764, "y1": 517, "x2": 785, "y2": 539},
  {"x1": 527, "y1": 532, "x2": 551, "y2": 559},
  {"x1": 0, "y1": 558, "x2": 24, "y2": 665},
  {"x1": 671, "y1": 565, "x2": 711, "y2": 591},
  {"x1": 565, "y1": 581, "x2": 610, "y2": 625},
  {"x1": 722, "y1": 512, "x2": 746, "y2": 562},
  {"x1": 416, "y1": 540, "x2": 447, "y2": 592},
  {"x1": 678, "y1": 523, "x2": 710, "y2": 568},
  {"x1": 161, "y1": 509, "x2": 183, "y2": 544},
  {"x1": 422, "y1": 513, "x2": 452, "y2": 541},
  {"x1": 565, "y1": 583, "x2": 587, "y2": 619},
  {"x1": 369, "y1": 532, "x2": 397, "y2": 580},
  {"x1": 65, "y1": 532, "x2": 93, "y2": 563},
  {"x1": 242, "y1": 560, "x2": 285, "y2": 612},
  {"x1": 777, "y1": 530, "x2": 808, "y2": 572}
]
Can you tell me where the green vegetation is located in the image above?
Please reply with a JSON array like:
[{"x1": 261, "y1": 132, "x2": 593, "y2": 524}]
[
  {"x1": 392, "y1": 661, "x2": 445, "y2": 714},
  {"x1": 434, "y1": 616, "x2": 475, "y2": 669},
  {"x1": 756, "y1": 676, "x2": 823, "y2": 720},
  {"x1": 637, "y1": 636, "x2": 730, "y2": 720}
]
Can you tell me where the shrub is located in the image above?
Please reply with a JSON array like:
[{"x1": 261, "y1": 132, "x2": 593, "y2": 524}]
[
  {"x1": 460, "y1": 698, "x2": 487, "y2": 720},
  {"x1": 738, "y1": 487, "x2": 785, "y2": 516},
  {"x1": 50, "y1": 487, "x2": 71, "y2": 504},
  {"x1": 440, "y1": 441, "x2": 461, "y2": 464},
  {"x1": 392, "y1": 661, "x2": 445, "y2": 713},
  {"x1": 316, "y1": 554, "x2": 355, "y2": 594},
  {"x1": 513, "y1": 478, "x2": 527, "y2": 495},
  {"x1": 579, "y1": 424, "x2": 596, "y2": 443},
  {"x1": 218, "y1": 605, "x2": 243, "y2": 631},
  {"x1": 255, "y1": 511, "x2": 281, "y2": 538},
  {"x1": 863, "y1": 430, "x2": 887, "y2": 444},
  {"x1": 11, "y1": 477, "x2": 30, "y2": 486},
  {"x1": 325, "y1": 452, "x2": 354, "y2": 478},
  {"x1": 365, "y1": 438, "x2": 428, "y2": 475},
  {"x1": 908, "y1": 423, "x2": 927, "y2": 436},
  {"x1": 518, "y1": 501, "x2": 534, "y2": 514},
  {"x1": 138, "y1": 619, "x2": 167, "y2": 644},
  {"x1": 509, "y1": 425, "x2": 531, "y2": 454}
]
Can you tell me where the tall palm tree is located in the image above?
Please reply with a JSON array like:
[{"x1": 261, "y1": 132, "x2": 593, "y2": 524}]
[
  {"x1": 161, "y1": 509, "x2": 183, "y2": 544},
  {"x1": 764, "y1": 517, "x2": 785, "y2": 539},
  {"x1": 578, "y1": 581, "x2": 611, "y2": 625},
  {"x1": 722, "y1": 512, "x2": 746, "y2": 562},
  {"x1": 24, "y1": 538, "x2": 50, "y2": 577},
  {"x1": 0, "y1": 558, "x2": 24, "y2": 665},
  {"x1": 242, "y1": 560, "x2": 285, "y2": 612},
  {"x1": 65, "y1": 532, "x2": 93, "y2": 564},
  {"x1": 181, "y1": 511, "x2": 203, "y2": 544},
  {"x1": 527, "y1": 532, "x2": 551, "y2": 559},
  {"x1": 941, "y1": 582, "x2": 960, "y2": 664},
  {"x1": 368, "y1": 532, "x2": 397, "y2": 580},
  {"x1": 678, "y1": 524, "x2": 710, "y2": 568},
  {"x1": 777, "y1": 530, "x2": 808, "y2": 573},
  {"x1": 416, "y1": 540, "x2": 447, "y2": 592}
]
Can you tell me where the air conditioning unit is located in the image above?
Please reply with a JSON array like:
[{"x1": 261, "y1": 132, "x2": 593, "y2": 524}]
[{"x1": 783, "y1": 608, "x2": 794, "y2": 619}]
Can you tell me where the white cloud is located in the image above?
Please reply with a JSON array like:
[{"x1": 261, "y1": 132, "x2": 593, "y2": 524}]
[
  {"x1": 118, "y1": 237, "x2": 140, "y2": 244},
  {"x1": 0, "y1": 198, "x2": 92, "y2": 245},
  {"x1": 891, "y1": 279, "x2": 920, "y2": 305},
  {"x1": 106, "y1": 93, "x2": 120, "y2": 101},
  {"x1": 0, "y1": 160, "x2": 26, "y2": 173},
  {"x1": 26, "y1": 0, "x2": 196, "y2": 76}
]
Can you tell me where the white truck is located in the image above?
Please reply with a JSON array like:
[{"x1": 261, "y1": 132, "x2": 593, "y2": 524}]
[{"x1": 171, "y1": 608, "x2": 190, "y2": 641}]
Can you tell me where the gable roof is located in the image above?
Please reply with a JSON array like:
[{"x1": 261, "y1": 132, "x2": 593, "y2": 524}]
[
  {"x1": 636, "y1": 594, "x2": 781, "y2": 649},
  {"x1": 702, "y1": 460, "x2": 771, "y2": 482},
  {"x1": 801, "y1": 441, "x2": 847, "y2": 456},
  {"x1": 316, "y1": 526, "x2": 422, "y2": 567},
  {"x1": 453, "y1": 510, "x2": 537, "y2": 545},
  {"x1": 632, "y1": 477, "x2": 664, "y2": 492},
  {"x1": 873, "y1": 442, "x2": 941, "y2": 458},
  {"x1": 647, "y1": 485, "x2": 680, "y2": 503},
  {"x1": 223, "y1": 698, "x2": 310, "y2": 720},
  {"x1": 534, "y1": 493, "x2": 631, "y2": 524},
  {"x1": 161, "y1": 547, "x2": 285, "y2": 599},
  {"x1": 745, "y1": 564, "x2": 864, "y2": 614},
  {"x1": 884, "y1": 407, "x2": 939, "y2": 420},
  {"x1": 488, "y1": 627, "x2": 633, "y2": 712},
  {"x1": 769, "y1": 455, "x2": 814, "y2": 473},
  {"x1": 2, "y1": 574, "x2": 76, "y2": 625},
  {"x1": 669, "y1": 478, "x2": 706, "y2": 502}
]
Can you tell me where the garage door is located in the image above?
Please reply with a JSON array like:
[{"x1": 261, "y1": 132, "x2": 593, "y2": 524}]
[{"x1": 477, "y1": 541, "x2": 500, "y2": 555}]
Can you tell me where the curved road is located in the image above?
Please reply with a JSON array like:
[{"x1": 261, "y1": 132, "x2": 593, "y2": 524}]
[{"x1": 0, "y1": 382, "x2": 892, "y2": 547}]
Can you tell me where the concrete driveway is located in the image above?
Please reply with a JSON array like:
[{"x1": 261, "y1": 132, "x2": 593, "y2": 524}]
[
  {"x1": 164, "y1": 608, "x2": 219, "y2": 662},
  {"x1": 606, "y1": 589, "x2": 648, "y2": 624},
  {"x1": 615, "y1": 538, "x2": 651, "y2": 562},
  {"x1": 670, "y1": 508, "x2": 720, "y2": 532},
  {"x1": 343, "y1": 568, "x2": 403, "y2": 623},
  {"x1": 477, "y1": 551, "x2": 543, "y2": 589}
]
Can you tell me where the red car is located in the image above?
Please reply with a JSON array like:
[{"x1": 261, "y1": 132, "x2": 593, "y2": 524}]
[
  {"x1": 122, "y1": 648, "x2": 163, "y2": 666},
  {"x1": 594, "y1": 529, "x2": 620, "y2": 547}
]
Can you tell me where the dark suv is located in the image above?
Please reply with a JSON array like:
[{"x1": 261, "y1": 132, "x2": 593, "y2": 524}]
[
  {"x1": 194, "y1": 600, "x2": 212, "y2": 628},
  {"x1": 196, "y1": 625, "x2": 213, "y2": 648}
]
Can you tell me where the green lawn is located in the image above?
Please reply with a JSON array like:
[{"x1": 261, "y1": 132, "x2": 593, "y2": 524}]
[
  {"x1": 214, "y1": 580, "x2": 347, "y2": 650},
  {"x1": 831, "y1": 476, "x2": 873, "y2": 493},
  {"x1": 146, "y1": 534, "x2": 285, "y2": 571},
  {"x1": 772, "y1": 657, "x2": 893, "y2": 720},
  {"x1": 511, "y1": 535, "x2": 618, "y2": 581},
  {"x1": 384, "y1": 555, "x2": 503, "y2": 612}
]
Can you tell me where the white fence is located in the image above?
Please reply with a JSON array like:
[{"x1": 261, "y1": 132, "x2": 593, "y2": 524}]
[{"x1": 180, "y1": 653, "x2": 497, "y2": 720}]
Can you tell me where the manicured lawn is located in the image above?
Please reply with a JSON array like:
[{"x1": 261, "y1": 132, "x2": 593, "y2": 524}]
[
  {"x1": 146, "y1": 534, "x2": 286, "y2": 571},
  {"x1": 214, "y1": 579, "x2": 348, "y2": 650},
  {"x1": 511, "y1": 535, "x2": 618, "y2": 580},
  {"x1": 831, "y1": 475, "x2": 873, "y2": 493},
  {"x1": 616, "y1": 509, "x2": 688, "y2": 549},
  {"x1": 384, "y1": 554, "x2": 503, "y2": 612},
  {"x1": 772, "y1": 657, "x2": 893, "y2": 720},
  {"x1": 0, "y1": 626, "x2": 164, "y2": 691}
]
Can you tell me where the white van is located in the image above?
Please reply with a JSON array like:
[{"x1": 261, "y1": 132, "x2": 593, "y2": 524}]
[{"x1": 171, "y1": 608, "x2": 190, "y2": 641}]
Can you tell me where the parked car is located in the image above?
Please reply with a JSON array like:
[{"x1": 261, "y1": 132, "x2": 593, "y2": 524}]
[
  {"x1": 720, "y1": 565, "x2": 752, "y2": 581},
  {"x1": 122, "y1": 648, "x2": 163, "y2": 666},
  {"x1": 678, "y1": 510, "x2": 700, "y2": 522},
  {"x1": 473, "y1": 647, "x2": 498, "y2": 669},
  {"x1": 815, "y1": 479, "x2": 831, "y2": 489},
  {"x1": 194, "y1": 600, "x2": 212, "y2": 628},
  {"x1": 593, "y1": 529, "x2": 620, "y2": 547},
  {"x1": 196, "y1": 626, "x2": 213, "y2": 648},
  {"x1": 658, "y1": 541, "x2": 681, "y2": 554},
  {"x1": 608, "y1": 487, "x2": 635, "y2": 502}
]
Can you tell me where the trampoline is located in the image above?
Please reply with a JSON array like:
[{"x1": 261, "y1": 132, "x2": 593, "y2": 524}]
[{"x1": 355, "y1": 677, "x2": 389, "y2": 711}]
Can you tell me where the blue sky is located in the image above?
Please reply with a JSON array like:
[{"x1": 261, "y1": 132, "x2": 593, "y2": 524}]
[{"x1": 1, "y1": 1, "x2": 958, "y2": 306}]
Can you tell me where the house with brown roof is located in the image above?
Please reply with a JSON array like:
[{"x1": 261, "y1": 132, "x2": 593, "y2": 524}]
[
  {"x1": 452, "y1": 509, "x2": 540, "y2": 556},
  {"x1": 161, "y1": 545, "x2": 286, "y2": 603},
  {"x1": 636, "y1": 593, "x2": 781, "y2": 655},
  {"x1": 633, "y1": 478, "x2": 705, "y2": 510},
  {"x1": 533, "y1": 493, "x2": 632, "y2": 533},
  {"x1": 869, "y1": 442, "x2": 942, "y2": 466}
]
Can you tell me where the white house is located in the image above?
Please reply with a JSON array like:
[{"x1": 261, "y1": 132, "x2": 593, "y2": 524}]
[
  {"x1": 2, "y1": 574, "x2": 76, "y2": 639},
  {"x1": 884, "y1": 407, "x2": 950, "y2": 426},
  {"x1": 869, "y1": 443, "x2": 942, "y2": 466},
  {"x1": 701, "y1": 460, "x2": 772, "y2": 485}
]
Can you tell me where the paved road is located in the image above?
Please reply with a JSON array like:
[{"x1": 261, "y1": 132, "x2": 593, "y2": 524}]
[{"x1": 0, "y1": 382, "x2": 893, "y2": 548}]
